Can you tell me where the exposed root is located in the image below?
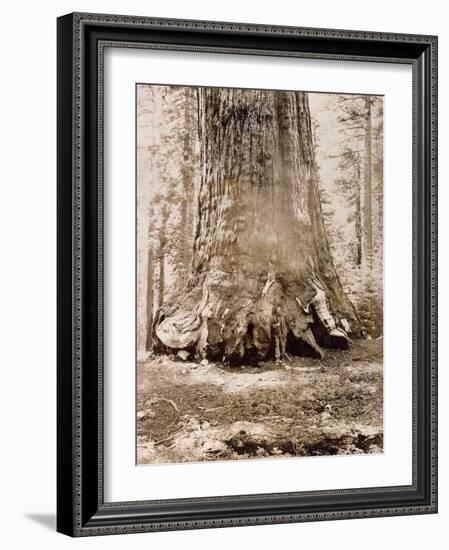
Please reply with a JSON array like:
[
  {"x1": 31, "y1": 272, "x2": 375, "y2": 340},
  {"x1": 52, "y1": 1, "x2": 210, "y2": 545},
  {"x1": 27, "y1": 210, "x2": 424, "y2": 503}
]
[{"x1": 154, "y1": 273, "x2": 357, "y2": 365}]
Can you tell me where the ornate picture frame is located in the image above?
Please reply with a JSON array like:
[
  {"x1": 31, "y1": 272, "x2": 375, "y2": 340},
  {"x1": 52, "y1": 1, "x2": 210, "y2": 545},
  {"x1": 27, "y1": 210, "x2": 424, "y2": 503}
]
[{"x1": 57, "y1": 12, "x2": 437, "y2": 536}]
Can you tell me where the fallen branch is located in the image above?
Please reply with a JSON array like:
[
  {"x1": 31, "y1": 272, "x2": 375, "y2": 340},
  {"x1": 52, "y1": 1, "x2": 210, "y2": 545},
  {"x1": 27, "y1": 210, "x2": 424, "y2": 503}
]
[
  {"x1": 148, "y1": 396, "x2": 179, "y2": 413},
  {"x1": 197, "y1": 405, "x2": 224, "y2": 412},
  {"x1": 153, "y1": 427, "x2": 184, "y2": 446}
]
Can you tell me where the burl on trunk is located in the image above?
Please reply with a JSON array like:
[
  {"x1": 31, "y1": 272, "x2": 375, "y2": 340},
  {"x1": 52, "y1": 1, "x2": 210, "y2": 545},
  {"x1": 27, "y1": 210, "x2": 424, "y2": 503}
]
[{"x1": 154, "y1": 88, "x2": 361, "y2": 364}]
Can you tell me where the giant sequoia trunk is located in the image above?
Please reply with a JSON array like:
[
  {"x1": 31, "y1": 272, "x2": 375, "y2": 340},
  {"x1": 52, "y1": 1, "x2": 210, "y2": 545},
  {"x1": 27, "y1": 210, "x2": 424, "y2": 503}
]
[{"x1": 155, "y1": 88, "x2": 361, "y2": 364}]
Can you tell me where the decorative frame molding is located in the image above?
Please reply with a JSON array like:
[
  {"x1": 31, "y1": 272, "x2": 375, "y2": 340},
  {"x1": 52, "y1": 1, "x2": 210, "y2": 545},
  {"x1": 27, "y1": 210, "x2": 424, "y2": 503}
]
[{"x1": 57, "y1": 12, "x2": 437, "y2": 536}]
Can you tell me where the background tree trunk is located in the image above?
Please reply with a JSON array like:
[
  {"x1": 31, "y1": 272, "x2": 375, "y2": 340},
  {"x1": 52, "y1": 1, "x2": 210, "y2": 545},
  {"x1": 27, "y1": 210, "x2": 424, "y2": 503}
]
[
  {"x1": 145, "y1": 247, "x2": 153, "y2": 352},
  {"x1": 179, "y1": 87, "x2": 195, "y2": 269},
  {"x1": 155, "y1": 88, "x2": 361, "y2": 364},
  {"x1": 157, "y1": 205, "x2": 169, "y2": 310},
  {"x1": 355, "y1": 163, "x2": 362, "y2": 266},
  {"x1": 364, "y1": 97, "x2": 373, "y2": 259}
]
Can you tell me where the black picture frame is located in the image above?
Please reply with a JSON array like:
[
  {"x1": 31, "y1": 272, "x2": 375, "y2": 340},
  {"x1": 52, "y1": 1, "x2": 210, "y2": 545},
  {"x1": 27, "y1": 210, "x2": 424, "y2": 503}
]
[{"x1": 57, "y1": 12, "x2": 438, "y2": 536}]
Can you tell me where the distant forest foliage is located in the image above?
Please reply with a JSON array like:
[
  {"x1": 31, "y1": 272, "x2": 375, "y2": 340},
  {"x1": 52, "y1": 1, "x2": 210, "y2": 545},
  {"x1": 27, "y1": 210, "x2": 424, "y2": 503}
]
[
  {"x1": 316, "y1": 94, "x2": 383, "y2": 339},
  {"x1": 136, "y1": 86, "x2": 383, "y2": 357}
]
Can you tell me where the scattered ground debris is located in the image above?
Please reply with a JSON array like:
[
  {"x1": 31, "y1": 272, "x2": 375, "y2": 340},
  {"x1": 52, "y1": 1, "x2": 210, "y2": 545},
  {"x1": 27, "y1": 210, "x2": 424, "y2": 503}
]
[{"x1": 137, "y1": 339, "x2": 383, "y2": 464}]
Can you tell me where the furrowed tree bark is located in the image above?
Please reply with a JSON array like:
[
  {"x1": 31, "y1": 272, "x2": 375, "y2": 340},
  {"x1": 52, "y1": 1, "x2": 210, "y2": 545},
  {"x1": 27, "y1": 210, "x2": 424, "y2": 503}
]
[{"x1": 155, "y1": 88, "x2": 362, "y2": 364}]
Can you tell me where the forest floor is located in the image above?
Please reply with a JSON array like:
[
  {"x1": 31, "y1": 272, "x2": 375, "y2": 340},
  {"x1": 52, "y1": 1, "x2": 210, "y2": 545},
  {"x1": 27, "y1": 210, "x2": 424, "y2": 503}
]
[{"x1": 137, "y1": 338, "x2": 383, "y2": 464}]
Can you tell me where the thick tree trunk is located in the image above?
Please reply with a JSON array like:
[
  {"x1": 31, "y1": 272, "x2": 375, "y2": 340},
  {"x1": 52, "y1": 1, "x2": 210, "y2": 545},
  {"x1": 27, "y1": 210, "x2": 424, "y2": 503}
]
[{"x1": 155, "y1": 88, "x2": 361, "y2": 364}]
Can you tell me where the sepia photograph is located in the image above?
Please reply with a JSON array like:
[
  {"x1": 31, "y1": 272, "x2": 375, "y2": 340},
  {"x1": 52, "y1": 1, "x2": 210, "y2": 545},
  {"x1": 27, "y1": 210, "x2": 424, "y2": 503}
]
[{"x1": 136, "y1": 83, "x2": 384, "y2": 465}]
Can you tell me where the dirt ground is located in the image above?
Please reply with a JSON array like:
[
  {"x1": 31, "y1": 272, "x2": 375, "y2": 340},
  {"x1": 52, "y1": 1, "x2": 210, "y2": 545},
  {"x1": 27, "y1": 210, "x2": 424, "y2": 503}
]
[{"x1": 137, "y1": 338, "x2": 383, "y2": 464}]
